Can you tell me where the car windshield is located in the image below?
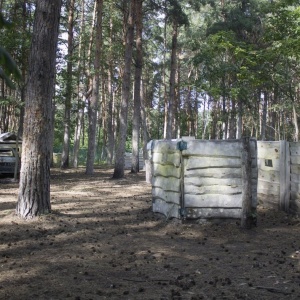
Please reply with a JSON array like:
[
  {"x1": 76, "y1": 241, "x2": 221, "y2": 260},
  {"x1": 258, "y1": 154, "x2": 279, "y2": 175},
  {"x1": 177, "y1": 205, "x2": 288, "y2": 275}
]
[{"x1": 0, "y1": 149, "x2": 15, "y2": 156}]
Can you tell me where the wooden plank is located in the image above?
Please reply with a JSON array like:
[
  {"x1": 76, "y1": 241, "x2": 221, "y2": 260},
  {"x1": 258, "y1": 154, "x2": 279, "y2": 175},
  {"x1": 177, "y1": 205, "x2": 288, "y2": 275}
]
[
  {"x1": 250, "y1": 139, "x2": 257, "y2": 158},
  {"x1": 290, "y1": 155, "x2": 300, "y2": 165},
  {"x1": 185, "y1": 207, "x2": 241, "y2": 219},
  {"x1": 257, "y1": 141, "x2": 279, "y2": 148},
  {"x1": 185, "y1": 167, "x2": 242, "y2": 179},
  {"x1": 152, "y1": 187, "x2": 180, "y2": 204},
  {"x1": 289, "y1": 142, "x2": 300, "y2": 156},
  {"x1": 152, "y1": 152, "x2": 181, "y2": 167},
  {"x1": 251, "y1": 170, "x2": 258, "y2": 180},
  {"x1": 152, "y1": 140, "x2": 179, "y2": 153},
  {"x1": 257, "y1": 158, "x2": 280, "y2": 171},
  {"x1": 257, "y1": 141, "x2": 280, "y2": 159},
  {"x1": 152, "y1": 176, "x2": 181, "y2": 192},
  {"x1": 184, "y1": 176, "x2": 242, "y2": 187},
  {"x1": 153, "y1": 163, "x2": 181, "y2": 178},
  {"x1": 184, "y1": 184, "x2": 242, "y2": 195},
  {"x1": 252, "y1": 193, "x2": 257, "y2": 207},
  {"x1": 152, "y1": 199, "x2": 180, "y2": 219},
  {"x1": 251, "y1": 158, "x2": 258, "y2": 168},
  {"x1": 257, "y1": 183, "x2": 280, "y2": 196},
  {"x1": 290, "y1": 199, "x2": 300, "y2": 213},
  {"x1": 291, "y1": 173, "x2": 300, "y2": 183},
  {"x1": 290, "y1": 182, "x2": 300, "y2": 194},
  {"x1": 257, "y1": 188, "x2": 280, "y2": 197},
  {"x1": 185, "y1": 157, "x2": 241, "y2": 170},
  {"x1": 279, "y1": 140, "x2": 290, "y2": 211},
  {"x1": 291, "y1": 164, "x2": 300, "y2": 175},
  {"x1": 181, "y1": 136, "x2": 195, "y2": 141},
  {"x1": 290, "y1": 191, "x2": 300, "y2": 201},
  {"x1": 257, "y1": 194, "x2": 279, "y2": 208},
  {"x1": 184, "y1": 193, "x2": 242, "y2": 208},
  {"x1": 145, "y1": 159, "x2": 152, "y2": 184},
  {"x1": 241, "y1": 137, "x2": 255, "y2": 229},
  {"x1": 183, "y1": 140, "x2": 242, "y2": 157},
  {"x1": 258, "y1": 169, "x2": 279, "y2": 183}
]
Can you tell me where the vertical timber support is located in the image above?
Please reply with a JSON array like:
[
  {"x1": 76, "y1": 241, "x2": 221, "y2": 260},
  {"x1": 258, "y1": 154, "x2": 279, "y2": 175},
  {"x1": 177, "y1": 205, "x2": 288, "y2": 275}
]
[
  {"x1": 279, "y1": 140, "x2": 290, "y2": 212},
  {"x1": 177, "y1": 140, "x2": 187, "y2": 219},
  {"x1": 241, "y1": 137, "x2": 255, "y2": 229},
  {"x1": 145, "y1": 140, "x2": 154, "y2": 184}
]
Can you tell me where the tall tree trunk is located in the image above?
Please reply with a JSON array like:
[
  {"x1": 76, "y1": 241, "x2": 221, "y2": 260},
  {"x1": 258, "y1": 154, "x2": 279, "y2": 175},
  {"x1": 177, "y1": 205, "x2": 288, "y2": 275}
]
[
  {"x1": 131, "y1": 0, "x2": 143, "y2": 173},
  {"x1": 236, "y1": 99, "x2": 243, "y2": 139},
  {"x1": 211, "y1": 99, "x2": 218, "y2": 139},
  {"x1": 61, "y1": 0, "x2": 75, "y2": 169},
  {"x1": 16, "y1": 0, "x2": 62, "y2": 219},
  {"x1": 175, "y1": 51, "x2": 180, "y2": 138},
  {"x1": 292, "y1": 102, "x2": 299, "y2": 142},
  {"x1": 194, "y1": 91, "x2": 199, "y2": 138},
  {"x1": 166, "y1": 20, "x2": 178, "y2": 139},
  {"x1": 202, "y1": 94, "x2": 207, "y2": 139},
  {"x1": 86, "y1": 0, "x2": 103, "y2": 175},
  {"x1": 221, "y1": 77, "x2": 227, "y2": 139},
  {"x1": 113, "y1": 0, "x2": 135, "y2": 179},
  {"x1": 229, "y1": 98, "x2": 236, "y2": 139},
  {"x1": 140, "y1": 79, "x2": 149, "y2": 159},
  {"x1": 18, "y1": 0, "x2": 29, "y2": 139},
  {"x1": 261, "y1": 92, "x2": 267, "y2": 141},
  {"x1": 186, "y1": 87, "x2": 192, "y2": 136},
  {"x1": 72, "y1": 0, "x2": 85, "y2": 168},
  {"x1": 73, "y1": 102, "x2": 84, "y2": 167},
  {"x1": 163, "y1": 6, "x2": 168, "y2": 139},
  {"x1": 106, "y1": 11, "x2": 115, "y2": 165}
]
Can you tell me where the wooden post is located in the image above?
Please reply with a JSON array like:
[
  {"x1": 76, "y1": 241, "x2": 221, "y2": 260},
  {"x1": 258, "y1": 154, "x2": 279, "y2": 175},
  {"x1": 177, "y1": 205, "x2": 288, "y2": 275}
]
[
  {"x1": 241, "y1": 137, "x2": 255, "y2": 229},
  {"x1": 279, "y1": 140, "x2": 290, "y2": 212},
  {"x1": 145, "y1": 159, "x2": 152, "y2": 184},
  {"x1": 146, "y1": 140, "x2": 154, "y2": 184}
]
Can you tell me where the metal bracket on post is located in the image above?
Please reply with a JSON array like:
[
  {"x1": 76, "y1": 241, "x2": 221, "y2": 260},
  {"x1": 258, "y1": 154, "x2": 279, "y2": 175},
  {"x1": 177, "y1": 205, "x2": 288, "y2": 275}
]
[
  {"x1": 177, "y1": 140, "x2": 187, "y2": 151},
  {"x1": 179, "y1": 208, "x2": 186, "y2": 219},
  {"x1": 176, "y1": 140, "x2": 187, "y2": 221}
]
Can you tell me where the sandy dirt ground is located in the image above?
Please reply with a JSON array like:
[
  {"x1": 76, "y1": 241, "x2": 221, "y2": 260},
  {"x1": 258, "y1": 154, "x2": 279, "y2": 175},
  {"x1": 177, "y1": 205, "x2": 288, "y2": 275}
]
[{"x1": 0, "y1": 168, "x2": 300, "y2": 300}]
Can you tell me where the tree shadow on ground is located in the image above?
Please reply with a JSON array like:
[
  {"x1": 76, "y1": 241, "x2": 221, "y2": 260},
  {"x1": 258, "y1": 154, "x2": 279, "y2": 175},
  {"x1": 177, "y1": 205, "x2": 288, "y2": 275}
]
[{"x1": 0, "y1": 168, "x2": 299, "y2": 300}]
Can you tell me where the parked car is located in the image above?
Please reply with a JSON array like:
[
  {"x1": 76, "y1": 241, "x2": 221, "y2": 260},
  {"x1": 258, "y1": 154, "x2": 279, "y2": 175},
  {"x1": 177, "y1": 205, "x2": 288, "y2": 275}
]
[
  {"x1": 0, "y1": 133, "x2": 22, "y2": 176},
  {"x1": 0, "y1": 144, "x2": 21, "y2": 175}
]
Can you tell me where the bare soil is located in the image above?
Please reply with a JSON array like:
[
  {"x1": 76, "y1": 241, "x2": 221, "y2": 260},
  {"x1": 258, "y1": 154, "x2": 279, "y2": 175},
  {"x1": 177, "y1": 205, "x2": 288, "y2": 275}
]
[{"x1": 0, "y1": 168, "x2": 300, "y2": 300}]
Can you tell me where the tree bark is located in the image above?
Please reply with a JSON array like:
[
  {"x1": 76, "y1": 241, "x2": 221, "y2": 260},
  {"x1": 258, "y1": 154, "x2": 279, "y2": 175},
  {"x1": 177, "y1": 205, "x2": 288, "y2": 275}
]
[
  {"x1": 229, "y1": 98, "x2": 236, "y2": 139},
  {"x1": 166, "y1": 20, "x2": 178, "y2": 139},
  {"x1": 292, "y1": 102, "x2": 299, "y2": 142},
  {"x1": 113, "y1": 0, "x2": 135, "y2": 179},
  {"x1": 163, "y1": 7, "x2": 168, "y2": 139},
  {"x1": 16, "y1": 0, "x2": 62, "y2": 219},
  {"x1": 261, "y1": 92, "x2": 267, "y2": 141},
  {"x1": 61, "y1": 0, "x2": 75, "y2": 169},
  {"x1": 241, "y1": 137, "x2": 256, "y2": 229},
  {"x1": 106, "y1": 11, "x2": 115, "y2": 165},
  {"x1": 86, "y1": 0, "x2": 103, "y2": 175},
  {"x1": 236, "y1": 99, "x2": 242, "y2": 139},
  {"x1": 131, "y1": 0, "x2": 143, "y2": 173},
  {"x1": 72, "y1": 0, "x2": 85, "y2": 168}
]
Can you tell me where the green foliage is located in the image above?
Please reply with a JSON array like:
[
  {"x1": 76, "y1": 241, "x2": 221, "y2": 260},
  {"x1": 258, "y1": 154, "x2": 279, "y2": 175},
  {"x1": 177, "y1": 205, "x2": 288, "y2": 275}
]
[
  {"x1": 0, "y1": 13, "x2": 21, "y2": 89},
  {"x1": 167, "y1": 0, "x2": 189, "y2": 27}
]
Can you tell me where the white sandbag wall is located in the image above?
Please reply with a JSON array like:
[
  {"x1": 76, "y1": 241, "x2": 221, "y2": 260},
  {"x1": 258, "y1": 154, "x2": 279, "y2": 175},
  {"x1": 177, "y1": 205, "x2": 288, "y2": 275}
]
[
  {"x1": 257, "y1": 141, "x2": 281, "y2": 208},
  {"x1": 287, "y1": 142, "x2": 299, "y2": 212},
  {"x1": 124, "y1": 152, "x2": 144, "y2": 170},
  {"x1": 256, "y1": 141, "x2": 291, "y2": 212},
  {"x1": 151, "y1": 140, "x2": 182, "y2": 219},
  {"x1": 182, "y1": 139, "x2": 257, "y2": 219},
  {"x1": 150, "y1": 138, "x2": 257, "y2": 220}
]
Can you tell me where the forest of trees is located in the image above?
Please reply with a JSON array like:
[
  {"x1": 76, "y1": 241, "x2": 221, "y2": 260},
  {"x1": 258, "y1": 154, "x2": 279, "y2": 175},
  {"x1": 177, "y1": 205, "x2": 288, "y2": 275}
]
[{"x1": 1, "y1": 0, "x2": 300, "y2": 217}]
